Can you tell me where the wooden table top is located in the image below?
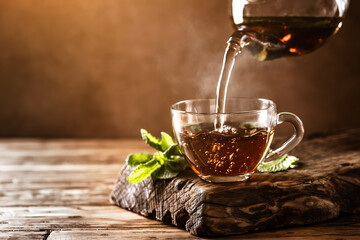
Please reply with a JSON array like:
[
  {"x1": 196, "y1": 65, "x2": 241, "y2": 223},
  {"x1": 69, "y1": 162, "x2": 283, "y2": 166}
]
[{"x1": 0, "y1": 139, "x2": 359, "y2": 240}]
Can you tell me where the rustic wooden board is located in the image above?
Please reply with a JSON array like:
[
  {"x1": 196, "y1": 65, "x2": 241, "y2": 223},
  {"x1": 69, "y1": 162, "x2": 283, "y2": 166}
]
[{"x1": 111, "y1": 129, "x2": 360, "y2": 237}]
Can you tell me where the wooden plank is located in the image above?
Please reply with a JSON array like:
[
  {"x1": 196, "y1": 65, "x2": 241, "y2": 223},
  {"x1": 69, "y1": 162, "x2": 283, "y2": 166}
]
[
  {"x1": 48, "y1": 229, "x2": 202, "y2": 240},
  {"x1": 0, "y1": 139, "x2": 151, "y2": 165},
  {"x1": 47, "y1": 214, "x2": 360, "y2": 239},
  {"x1": 0, "y1": 163, "x2": 119, "y2": 206},
  {"x1": 0, "y1": 206, "x2": 176, "y2": 231},
  {"x1": 0, "y1": 231, "x2": 48, "y2": 240},
  {"x1": 111, "y1": 129, "x2": 360, "y2": 237},
  {"x1": 0, "y1": 182, "x2": 113, "y2": 207},
  {"x1": 0, "y1": 139, "x2": 153, "y2": 207},
  {"x1": 1, "y1": 210, "x2": 359, "y2": 239}
]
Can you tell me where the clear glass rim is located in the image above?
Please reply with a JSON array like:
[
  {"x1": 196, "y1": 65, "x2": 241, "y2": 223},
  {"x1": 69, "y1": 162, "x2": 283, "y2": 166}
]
[{"x1": 170, "y1": 97, "x2": 276, "y2": 115}]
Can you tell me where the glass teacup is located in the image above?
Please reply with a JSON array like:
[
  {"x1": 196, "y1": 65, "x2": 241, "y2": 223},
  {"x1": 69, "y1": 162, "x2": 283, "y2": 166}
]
[{"x1": 171, "y1": 98, "x2": 304, "y2": 182}]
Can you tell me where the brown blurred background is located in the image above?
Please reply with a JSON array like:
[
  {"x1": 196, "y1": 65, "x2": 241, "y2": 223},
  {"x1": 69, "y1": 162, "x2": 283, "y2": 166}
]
[{"x1": 0, "y1": 0, "x2": 359, "y2": 138}]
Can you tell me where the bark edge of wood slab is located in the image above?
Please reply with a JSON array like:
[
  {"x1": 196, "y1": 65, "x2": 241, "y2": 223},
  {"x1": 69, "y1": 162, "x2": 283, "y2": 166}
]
[{"x1": 110, "y1": 129, "x2": 360, "y2": 237}]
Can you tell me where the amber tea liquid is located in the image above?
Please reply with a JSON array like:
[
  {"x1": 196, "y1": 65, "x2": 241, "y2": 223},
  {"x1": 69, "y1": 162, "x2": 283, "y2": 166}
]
[
  {"x1": 236, "y1": 17, "x2": 343, "y2": 61},
  {"x1": 180, "y1": 124, "x2": 274, "y2": 178}
]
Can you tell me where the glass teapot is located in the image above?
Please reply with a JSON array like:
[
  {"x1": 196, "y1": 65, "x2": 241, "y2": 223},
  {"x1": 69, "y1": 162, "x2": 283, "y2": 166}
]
[{"x1": 228, "y1": 0, "x2": 351, "y2": 60}]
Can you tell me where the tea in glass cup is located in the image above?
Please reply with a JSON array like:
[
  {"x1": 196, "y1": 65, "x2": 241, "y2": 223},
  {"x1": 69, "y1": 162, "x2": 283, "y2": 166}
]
[{"x1": 171, "y1": 98, "x2": 304, "y2": 182}]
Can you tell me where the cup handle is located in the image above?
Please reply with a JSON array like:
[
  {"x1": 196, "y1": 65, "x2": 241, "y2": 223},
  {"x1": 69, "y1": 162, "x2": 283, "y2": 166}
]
[{"x1": 267, "y1": 112, "x2": 304, "y2": 160}]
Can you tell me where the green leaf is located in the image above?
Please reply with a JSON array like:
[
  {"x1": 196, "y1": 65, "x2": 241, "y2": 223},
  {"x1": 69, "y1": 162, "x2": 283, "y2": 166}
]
[
  {"x1": 151, "y1": 165, "x2": 179, "y2": 180},
  {"x1": 127, "y1": 130, "x2": 189, "y2": 184},
  {"x1": 126, "y1": 159, "x2": 161, "y2": 184},
  {"x1": 153, "y1": 151, "x2": 166, "y2": 165},
  {"x1": 163, "y1": 144, "x2": 182, "y2": 157},
  {"x1": 164, "y1": 156, "x2": 189, "y2": 172},
  {"x1": 141, "y1": 129, "x2": 162, "y2": 151},
  {"x1": 257, "y1": 154, "x2": 299, "y2": 173},
  {"x1": 126, "y1": 153, "x2": 153, "y2": 168},
  {"x1": 160, "y1": 132, "x2": 175, "y2": 151}
]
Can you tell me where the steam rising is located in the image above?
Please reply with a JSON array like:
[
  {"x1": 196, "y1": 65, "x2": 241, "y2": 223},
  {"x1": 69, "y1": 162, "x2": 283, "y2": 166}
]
[{"x1": 194, "y1": 46, "x2": 281, "y2": 100}]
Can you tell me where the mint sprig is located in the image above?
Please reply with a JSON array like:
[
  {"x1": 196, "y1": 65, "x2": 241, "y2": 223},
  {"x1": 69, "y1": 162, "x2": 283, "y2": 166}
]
[
  {"x1": 257, "y1": 154, "x2": 299, "y2": 173},
  {"x1": 126, "y1": 129, "x2": 188, "y2": 184}
]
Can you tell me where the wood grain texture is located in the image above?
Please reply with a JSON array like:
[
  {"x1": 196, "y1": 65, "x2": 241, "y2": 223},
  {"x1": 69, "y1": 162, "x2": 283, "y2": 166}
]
[
  {"x1": 111, "y1": 129, "x2": 360, "y2": 237},
  {"x1": 0, "y1": 139, "x2": 181, "y2": 239},
  {"x1": 0, "y1": 231, "x2": 49, "y2": 240},
  {"x1": 47, "y1": 214, "x2": 360, "y2": 239}
]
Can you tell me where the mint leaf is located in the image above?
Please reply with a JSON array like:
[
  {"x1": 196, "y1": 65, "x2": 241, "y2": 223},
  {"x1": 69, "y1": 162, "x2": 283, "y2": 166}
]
[
  {"x1": 126, "y1": 159, "x2": 161, "y2": 184},
  {"x1": 151, "y1": 155, "x2": 188, "y2": 180},
  {"x1": 164, "y1": 156, "x2": 188, "y2": 172},
  {"x1": 141, "y1": 129, "x2": 178, "y2": 152},
  {"x1": 153, "y1": 151, "x2": 166, "y2": 165},
  {"x1": 163, "y1": 144, "x2": 182, "y2": 157},
  {"x1": 127, "y1": 129, "x2": 189, "y2": 184},
  {"x1": 126, "y1": 153, "x2": 153, "y2": 168},
  {"x1": 141, "y1": 129, "x2": 162, "y2": 151},
  {"x1": 257, "y1": 154, "x2": 299, "y2": 173},
  {"x1": 151, "y1": 165, "x2": 179, "y2": 180},
  {"x1": 160, "y1": 132, "x2": 175, "y2": 151}
]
